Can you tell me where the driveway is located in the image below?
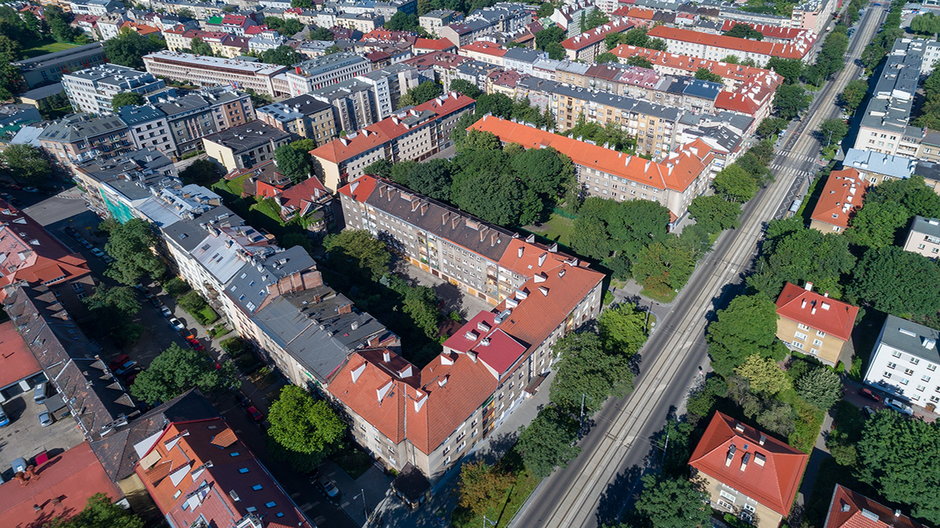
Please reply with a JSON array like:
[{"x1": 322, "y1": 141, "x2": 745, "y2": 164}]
[{"x1": 0, "y1": 394, "x2": 85, "y2": 480}]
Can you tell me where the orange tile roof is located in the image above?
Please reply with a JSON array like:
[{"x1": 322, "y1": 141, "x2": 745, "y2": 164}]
[
  {"x1": 690, "y1": 412, "x2": 808, "y2": 517},
  {"x1": 612, "y1": 6, "x2": 656, "y2": 19},
  {"x1": 720, "y1": 20, "x2": 813, "y2": 41},
  {"x1": 824, "y1": 484, "x2": 927, "y2": 528},
  {"x1": 810, "y1": 168, "x2": 868, "y2": 230},
  {"x1": 121, "y1": 21, "x2": 160, "y2": 35},
  {"x1": 561, "y1": 18, "x2": 636, "y2": 51},
  {"x1": 414, "y1": 38, "x2": 456, "y2": 52},
  {"x1": 0, "y1": 320, "x2": 41, "y2": 388},
  {"x1": 648, "y1": 26, "x2": 813, "y2": 60},
  {"x1": 775, "y1": 282, "x2": 858, "y2": 341},
  {"x1": 0, "y1": 200, "x2": 91, "y2": 301},
  {"x1": 459, "y1": 40, "x2": 507, "y2": 57},
  {"x1": 136, "y1": 419, "x2": 313, "y2": 528},
  {"x1": 0, "y1": 442, "x2": 124, "y2": 528},
  {"x1": 468, "y1": 116, "x2": 715, "y2": 193},
  {"x1": 310, "y1": 93, "x2": 475, "y2": 165},
  {"x1": 610, "y1": 44, "x2": 778, "y2": 85}
]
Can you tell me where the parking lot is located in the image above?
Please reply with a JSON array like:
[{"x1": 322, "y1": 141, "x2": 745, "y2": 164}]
[{"x1": 0, "y1": 393, "x2": 85, "y2": 481}]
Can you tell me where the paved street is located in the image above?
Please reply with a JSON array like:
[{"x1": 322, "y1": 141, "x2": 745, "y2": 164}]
[{"x1": 508, "y1": 4, "x2": 888, "y2": 527}]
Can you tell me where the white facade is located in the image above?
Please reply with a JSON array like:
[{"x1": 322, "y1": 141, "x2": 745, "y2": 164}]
[
  {"x1": 864, "y1": 315, "x2": 940, "y2": 410},
  {"x1": 62, "y1": 64, "x2": 165, "y2": 115}
]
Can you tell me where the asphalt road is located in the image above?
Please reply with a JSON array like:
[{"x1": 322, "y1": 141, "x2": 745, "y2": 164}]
[{"x1": 508, "y1": 5, "x2": 888, "y2": 528}]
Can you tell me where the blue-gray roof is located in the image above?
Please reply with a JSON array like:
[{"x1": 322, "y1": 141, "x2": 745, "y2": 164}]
[
  {"x1": 842, "y1": 148, "x2": 916, "y2": 179},
  {"x1": 910, "y1": 215, "x2": 940, "y2": 238},
  {"x1": 225, "y1": 246, "x2": 316, "y2": 315},
  {"x1": 879, "y1": 314, "x2": 940, "y2": 364}
]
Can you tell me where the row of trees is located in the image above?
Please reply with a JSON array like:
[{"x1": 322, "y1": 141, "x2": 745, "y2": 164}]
[
  {"x1": 915, "y1": 66, "x2": 940, "y2": 129},
  {"x1": 604, "y1": 28, "x2": 667, "y2": 52},
  {"x1": 801, "y1": 24, "x2": 849, "y2": 86},
  {"x1": 535, "y1": 26, "x2": 567, "y2": 60},
  {"x1": 860, "y1": 0, "x2": 906, "y2": 72},
  {"x1": 103, "y1": 28, "x2": 166, "y2": 69}
]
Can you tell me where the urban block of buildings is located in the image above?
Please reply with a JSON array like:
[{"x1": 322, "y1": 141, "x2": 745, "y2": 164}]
[
  {"x1": 143, "y1": 51, "x2": 289, "y2": 98},
  {"x1": 646, "y1": 25, "x2": 816, "y2": 66},
  {"x1": 202, "y1": 120, "x2": 293, "y2": 171}
]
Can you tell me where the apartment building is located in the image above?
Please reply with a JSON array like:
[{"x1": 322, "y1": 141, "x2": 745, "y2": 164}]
[
  {"x1": 257, "y1": 94, "x2": 337, "y2": 145},
  {"x1": 14, "y1": 43, "x2": 107, "y2": 89},
  {"x1": 469, "y1": 116, "x2": 716, "y2": 221},
  {"x1": 561, "y1": 18, "x2": 636, "y2": 61},
  {"x1": 68, "y1": 0, "x2": 121, "y2": 16},
  {"x1": 550, "y1": 0, "x2": 592, "y2": 37},
  {"x1": 38, "y1": 113, "x2": 132, "y2": 165},
  {"x1": 202, "y1": 120, "x2": 292, "y2": 171},
  {"x1": 72, "y1": 148, "x2": 179, "y2": 221},
  {"x1": 143, "y1": 51, "x2": 289, "y2": 98},
  {"x1": 272, "y1": 52, "x2": 371, "y2": 96},
  {"x1": 203, "y1": 13, "x2": 258, "y2": 35},
  {"x1": 157, "y1": 88, "x2": 256, "y2": 157},
  {"x1": 903, "y1": 216, "x2": 940, "y2": 259},
  {"x1": 149, "y1": 0, "x2": 226, "y2": 18},
  {"x1": 439, "y1": 19, "x2": 495, "y2": 47},
  {"x1": 310, "y1": 92, "x2": 475, "y2": 191},
  {"x1": 864, "y1": 315, "x2": 940, "y2": 411},
  {"x1": 841, "y1": 148, "x2": 916, "y2": 185},
  {"x1": 356, "y1": 63, "x2": 430, "y2": 119},
  {"x1": 854, "y1": 39, "x2": 929, "y2": 157},
  {"x1": 136, "y1": 417, "x2": 314, "y2": 528},
  {"x1": 774, "y1": 282, "x2": 859, "y2": 367},
  {"x1": 458, "y1": 40, "x2": 507, "y2": 67},
  {"x1": 163, "y1": 27, "x2": 238, "y2": 55},
  {"x1": 824, "y1": 484, "x2": 928, "y2": 528},
  {"x1": 62, "y1": 64, "x2": 166, "y2": 115},
  {"x1": 647, "y1": 26, "x2": 815, "y2": 66},
  {"x1": 335, "y1": 176, "x2": 605, "y2": 476},
  {"x1": 809, "y1": 168, "x2": 868, "y2": 234},
  {"x1": 0, "y1": 200, "x2": 94, "y2": 312},
  {"x1": 690, "y1": 412, "x2": 808, "y2": 528},
  {"x1": 311, "y1": 79, "x2": 379, "y2": 133},
  {"x1": 790, "y1": 0, "x2": 836, "y2": 34},
  {"x1": 420, "y1": 9, "x2": 459, "y2": 37}
]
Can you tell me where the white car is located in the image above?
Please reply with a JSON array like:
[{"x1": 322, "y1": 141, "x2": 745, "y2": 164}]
[
  {"x1": 169, "y1": 318, "x2": 185, "y2": 331},
  {"x1": 885, "y1": 398, "x2": 914, "y2": 416},
  {"x1": 160, "y1": 306, "x2": 172, "y2": 318}
]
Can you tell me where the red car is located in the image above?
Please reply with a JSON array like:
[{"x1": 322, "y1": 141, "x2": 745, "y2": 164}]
[
  {"x1": 860, "y1": 388, "x2": 882, "y2": 402},
  {"x1": 246, "y1": 406, "x2": 264, "y2": 422},
  {"x1": 109, "y1": 354, "x2": 131, "y2": 371},
  {"x1": 186, "y1": 338, "x2": 205, "y2": 351}
]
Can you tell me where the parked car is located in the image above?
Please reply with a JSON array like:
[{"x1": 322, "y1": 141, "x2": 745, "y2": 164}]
[
  {"x1": 859, "y1": 388, "x2": 882, "y2": 402},
  {"x1": 885, "y1": 398, "x2": 914, "y2": 416},
  {"x1": 23, "y1": 187, "x2": 38, "y2": 193},
  {"x1": 11, "y1": 457, "x2": 27, "y2": 474},
  {"x1": 115, "y1": 360, "x2": 138, "y2": 376},
  {"x1": 186, "y1": 337, "x2": 205, "y2": 351},
  {"x1": 0, "y1": 405, "x2": 9, "y2": 427},
  {"x1": 33, "y1": 382, "x2": 46, "y2": 404},
  {"x1": 160, "y1": 306, "x2": 172, "y2": 318},
  {"x1": 236, "y1": 391, "x2": 252, "y2": 408},
  {"x1": 38, "y1": 412, "x2": 53, "y2": 427},
  {"x1": 319, "y1": 477, "x2": 340, "y2": 499},
  {"x1": 863, "y1": 406, "x2": 875, "y2": 417},
  {"x1": 109, "y1": 354, "x2": 131, "y2": 371},
  {"x1": 169, "y1": 318, "x2": 185, "y2": 331},
  {"x1": 150, "y1": 297, "x2": 162, "y2": 308},
  {"x1": 246, "y1": 406, "x2": 264, "y2": 423}
]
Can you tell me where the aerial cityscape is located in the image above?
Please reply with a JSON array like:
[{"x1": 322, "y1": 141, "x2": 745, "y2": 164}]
[{"x1": 0, "y1": 0, "x2": 937, "y2": 526}]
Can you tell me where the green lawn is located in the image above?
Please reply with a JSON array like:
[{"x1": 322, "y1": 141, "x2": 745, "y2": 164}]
[
  {"x1": 525, "y1": 213, "x2": 575, "y2": 246},
  {"x1": 21, "y1": 41, "x2": 80, "y2": 59},
  {"x1": 455, "y1": 469, "x2": 540, "y2": 528}
]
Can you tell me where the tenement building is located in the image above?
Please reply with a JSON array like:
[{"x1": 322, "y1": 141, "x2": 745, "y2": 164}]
[
  {"x1": 143, "y1": 51, "x2": 289, "y2": 98},
  {"x1": 334, "y1": 175, "x2": 605, "y2": 476},
  {"x1": 864, "y1": 315, "x2": 940, "y2": 410}
]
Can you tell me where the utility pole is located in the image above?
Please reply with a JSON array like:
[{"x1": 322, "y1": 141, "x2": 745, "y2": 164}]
[
  {"x1": 579, "y1": 393, "x2": 586, "y2": 432},
  {"x1": 483, "y1": 514, "x2": 496, "y2": 528}
]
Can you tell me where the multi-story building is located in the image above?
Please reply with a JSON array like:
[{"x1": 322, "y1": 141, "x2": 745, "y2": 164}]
[
  {"x1": 203, "y1": 13, "x2": 258, "y2": 35},
  {"x1": 823, "y1": 484, "x2": 928, "y2": 528},
  {"x1": 154, "y1": 88, "x2": 256, "y2": 157},
  {"x1": 257, "y1": 94, "x2": 337, "y2": 145},
  {"x1": 94, "y1": 12, "x2": 127, "y2": 40},
  {"x1": 38, "y1": 113, "x2": 132, "y2": 165},
  {"x1": 439, "y1": 19, "x2": 495, "y2": 47},
  {"x1": 272, "y1": 52, "x2": 371, "y2": 96},
  {"x1": 14, "y1": 43, "x2": 107, "y2": 89},
  {"x1": 335, "y1": 12, "x2": 385, "y2": 33},
  {"x1": 561, "y1": 18, "x2": 636, "y2": 61},
  {"x1": 117, "y1": 105, "x2": 177, "y2": 156},
  {"x1": 335, "y1": 176, "x2": 605, "y2": 476},
  {"x1": 224, "y1": 160, "x2": 335, "y2": 231},
  {"x1": 202, "y1": 120, "x2": 292, "y2": 171},
  {"x1": 458, "y1": 40, "x2": 507, "y2": 67},
  {"x1": 135, "y1": 417, "x2": 314, "y2": 528},
  {"x1": 903, "y1": 216, "x2": 940, "y2": 259},
  {"x1": 311, "y1": 79, "x2": 379, "y2": 133},
  {"x1": 310, "y1": 92, "x2": 475, "y2": 191},
  {"x1": 0, "y1": 199, "x2": 95, "y2": 312},
  {"x1": 71, "y1": 148, "x2": 180, "y2": 221},
  {"x1": 148, "y1": 0, "x2": 226, "y2": 18},
  {"x1": 550, "y1": 0, "x2": 592, "y2": 37},
  {"x1": 143, "y1": 51, "x2": 289, "y2": 98},
  {"x1": 809, "y1": 168, "x2": 868, "y2": 234},
  {"x1": 689, "y1": 412, "x2": 808, "y2": 528},
  {"x1": 854, "y1": 39, "x2": 930, "y2": 157},
  {"x1": 420, "y1": 9, "x2": 459, "y2": 37},
  {"x1": 62, "y1": 64, "x2": 166, "y2": 115},
  {"x1": 864, "y1": 315, "x2": 940, "y2": 411},
  {"x1": 469, "y1": 116, "x2": 716, "y2": 221},
  {"x1": 841, "y1": 148, "x2": 916, "y2": 185},
  {"x1": 69, "y1": 0, "x2": 122, "y2": 16},
  {"x1": 647, "y1": 26, "x2": 815, "y2": 66},
  {"x1": 356, "y1": 63, "x2": 430, "y2": 119},
  {"x1": 774, "y1": 282, "x2": 859, "y2": 367},
  {"x1": 790, "y1": 0, "x2": 836, "y2": 34}
]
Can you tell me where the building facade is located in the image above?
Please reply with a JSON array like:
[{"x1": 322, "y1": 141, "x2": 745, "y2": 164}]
[
  {"x1": 62, "y1": 64, "x2": 166, "y2": 115},
  {"x1": 774, "y1": 282, "x2": 858, "y2": 367},
  {"x1": 864, "y1": 315, "x2": 940, "y2": 411},
  {"x1": 202, "y1": 120, "x2": 292, "y2": 171},
  {"x1": 903, "y1": 216, "x2": 940, "y2": 259},
  {"x1": 143, "y1": 51, "x2": 289, "y2": 98},
  {"x1": 257, "y1": 94, "x2": 337, "y2": 145}
]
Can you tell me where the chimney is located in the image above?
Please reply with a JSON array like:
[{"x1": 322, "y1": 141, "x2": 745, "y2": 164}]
[
  {"x1": 467, "y1": 351, "x2": 478, "y2": 362},
  {"x1": 383, "y1": 350, "x2": 390, "y2": 362},
  {"x1": 740, "y1": 452, "x2": 750, "y2": 471},
  {"x1": 811, "y1": 307, "x2": 817, "y2": 315},
  {"x1": 801, "y1": 299, "x2": 807, "y2": 309},
  {"x1": 758, "y1": 434, "x2": 766, "y2": 445},
  {"x1": 517, "y1": 246, "x2": 524, "y2": 258},
  {"x1": 337, "y1": 302, "x2": 352, "y2": 315},
  {"x1": 725, "y1": 444, "x2": 736, "y2": 466},
  {"x1": 804, "y1": 281, "x2": 813, "y2": 291}
]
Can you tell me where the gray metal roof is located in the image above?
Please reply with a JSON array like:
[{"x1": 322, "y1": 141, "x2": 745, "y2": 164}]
[
  {"x1": 202, "y1": 120, "x2": 291, "y2": 153},
  {"x1": 518, "y1": 77, "x2": 682, "y2": 122},
  {"x1": 224, "y1": 246, "x2": 316, "y2": 315},
  {"x1": 258, "y1": 94, "x2": 332, "y2": 122},
  {"x1": 910, "y1": 215, "x2": 940, "y2": 238},
  {"x1": 38, "y1": 114, "x2": 128, "y2": 143},
  {"x1": 879, "y1": 314, "x2": 940, "y2": 364}
]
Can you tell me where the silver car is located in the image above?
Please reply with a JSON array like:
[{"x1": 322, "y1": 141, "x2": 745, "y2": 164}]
[
  {"x1": 38, "y1": 411, "x2": 53, "y2": 427},
  {"x1": 11, "y1": 457, "x2": 27, "y2": 474}
]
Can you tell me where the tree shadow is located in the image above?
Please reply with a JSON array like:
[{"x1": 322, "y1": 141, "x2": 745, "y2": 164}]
[{"x1": 595, "y1": 464, "x2": 643, "y2": 527}]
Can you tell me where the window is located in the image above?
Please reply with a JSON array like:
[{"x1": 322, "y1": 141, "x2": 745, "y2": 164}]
[
  {"x1": 887, "y1": 362, "x2": 897, "y2": 369},
  {"x1": 922, "y1": 375, "x2": 931, "y2": 382},
  {"x1": 911, "y1": 357, "x2": 920, "y2": 365},
  {"x1": 816, "y1": 330, "x2": 826, "y2": 338},
  {"x1": 794, "y1": 332, "x2": 807, "y2": 340},
  {"x1": 719, "y1": 490, "x2": 736, "y2": 503},
  {"x1": 265, "y1": 501, "x2": 277, "y2": 508},
  {"x1": 238, "y1": 468, "x2": 249, "y2": 473},
  {"x1": 813, "y1": 339, "x2": 823, "y2": 346},
  {"x1": 797, "y1": 323, "x2": 810, "y2": 331},
  {"x1": 892, "y1": 350, "x2": 902, "y2": 358},
  {"x1": 791, "y1": 341, "x2": 804, "y2": 349},
  {"x1": 905, "y1": 368, "x2": 915, "y2": 376},
  {"x1": 883, "y1": 371, "x2": 892, "y2": 379},
  {"x1": 929, "y1": 364, "x2": 937, "y2": 372}
]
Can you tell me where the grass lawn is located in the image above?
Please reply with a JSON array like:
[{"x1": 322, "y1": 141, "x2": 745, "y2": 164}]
[
  {"x1": 21, "y1": 41, "x2": 80, "y2": 58},
  {"x1": 640, "y1": 283, "x2": 677, "y2": 303},
  {"x1": 249, "y1": 198, "x2": 286, "y2": 226},
  {"x1": 333, "y1": 445, "x2": 374, "y2": 479},
  {"x1": 455, "y1": 469, "x2": 540, "y2": 528},
  {"x1": 213, "y1": 173, "x2": 250, "y2": 196},
  {"x1": 524, "y1": 213, "x2": 575, "y2": 246}
]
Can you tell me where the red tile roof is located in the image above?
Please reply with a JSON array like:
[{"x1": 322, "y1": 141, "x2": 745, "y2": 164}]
[
  {"x1": 824, "y1": 484, "x2": 927, "y2": 528},
  {"x1": 0, "y1": 320, "x2": 41, "y2": 388},
  {"x1": 459, "y1": 40, "x2": 507, "y2": 57},
  {"x1": 468, "y1": 116, "x2": 715, "y2": 193},
  {"x1": 136, "y1": 419, "x2": 313, "y2": 528},
  {"x1": 720, "y1": 20, "x2": 814, "y2": 41},
  {"x1": 775, "y1": 282, "x2": 859, "y2": 341},
  {"x1": 120, "y1": 21, "x2": 160, "y2": 35},
  {"x1": 0, "y1": 442, "x2": 124, "y2": 528},
  {"x1": 0, "y1": 200, "x2": 90, "y2": 301},
  {"x1": 442, "y1": 311, "x2": 527, "y2": 376},
  {"x1": 648, "y1": 26, "x2": 814, "y2": 60},
  {"x1": 561, "y1": 18, "x2": 635, "y2": 51},
  {"x1": 310, "y1": 93, "x2": 475, "y2": 165},
  {"x1": 690, "y1": 412, "x2": 808, "y2": 517},
  {"x1": 362, "y1": 28, "x2": 416, "y2": 43},
  {"x1": 414, "y1": 38, "x2": 456, "y2": 52},
  {"x1": 810, "y1": 168, "x2": 868, "y2": 230}
]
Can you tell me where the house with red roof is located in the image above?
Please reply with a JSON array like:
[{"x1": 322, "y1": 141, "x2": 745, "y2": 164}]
[
  {"x1": 720, "y1": 21, "x2": 817, "y2": 44},
  {"x1": 823, "y1": 484, "x2": 927, "y2": 528},
  {"x1": 468, "y1": 115, "x2": 716, "y2": 221},
  {"x1": 647, "y1": 26, "x2": 816, "y2": 66},
  {"x1": 809, "y1": 168, "x2": 868, "y2": 234},
  {"x1": 413, "y1": 38, "x2": 457, "y2": 55},
  {"x1": 0, "y1": 320, "x2": 42, "y2": 402},
  {"x1": 689, "y1": 412, "x2": 809, "y2": 528},
  {"x1": 310, "y1": 92, "x2": 476, "y2": 191},
  {"x1": 0, "y1": 199, "x2": 94, "y2": 314},
  {"x1": 0, "y1": 442, "x2": 125, "y2": 528},
  {"x1": 560, "y1": 17, "x2": 635, "y2": 61},
  {"x1": 333, "y1": 176, "x2": 605, "y2": 476},
  {"x1": 136, "y1": 417, "x2": 314, "y2": 528},
  {"x1": 775, "y1": 282, "x2": 859, "y2": 366},
  {"x1": 458, "y1": 40, "x2": 508, "y2": 66},
  {"x1": 224, "y1": 160, "x2": 335, "y2": 232}
]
